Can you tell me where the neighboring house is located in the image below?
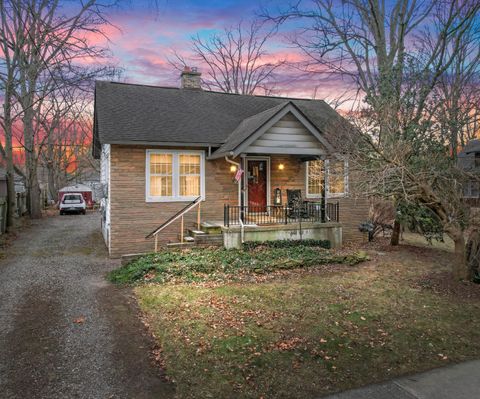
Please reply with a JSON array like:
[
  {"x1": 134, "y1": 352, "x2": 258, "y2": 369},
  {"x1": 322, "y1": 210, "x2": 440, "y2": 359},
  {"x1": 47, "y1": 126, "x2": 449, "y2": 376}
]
[
  {"x1": 93, "y1": 68, "x2": 369, "y2": 257},
  {"x1": 458, "y1": 139, "x2": 480, "y2": 205},
  {"x1": 74, "y1": 168, "x2": 103, "y2": 203}
]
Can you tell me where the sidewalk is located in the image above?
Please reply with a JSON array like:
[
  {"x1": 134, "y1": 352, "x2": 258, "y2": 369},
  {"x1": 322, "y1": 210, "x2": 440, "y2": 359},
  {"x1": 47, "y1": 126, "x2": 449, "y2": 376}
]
[{"x1": 324, "y1": 360, "x2": 480, "y2": 399}]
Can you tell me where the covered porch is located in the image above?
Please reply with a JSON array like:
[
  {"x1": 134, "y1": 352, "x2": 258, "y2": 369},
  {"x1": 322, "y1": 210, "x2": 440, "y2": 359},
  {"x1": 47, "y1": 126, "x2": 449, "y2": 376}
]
[{"x1": 206, "y1": 102, "x2": 343, "y2": 248}]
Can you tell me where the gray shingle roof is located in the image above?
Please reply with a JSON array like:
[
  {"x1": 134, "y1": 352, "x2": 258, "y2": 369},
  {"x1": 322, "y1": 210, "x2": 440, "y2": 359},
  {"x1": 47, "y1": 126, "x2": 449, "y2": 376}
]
[{"x1": 93, "y1": 81, "x2": 354, "y2": 158}]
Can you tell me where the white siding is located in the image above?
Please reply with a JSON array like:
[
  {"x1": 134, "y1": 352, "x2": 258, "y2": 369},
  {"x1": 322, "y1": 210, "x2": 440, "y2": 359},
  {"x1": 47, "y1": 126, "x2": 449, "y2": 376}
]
[
  {"x1": 245, "y1": 113, "x2": 326, "y2": 155},
  {"x1": 100, "y1": 144, "x2": 110, "y2": 184},
  {"x1": 100, "y1": 144, "x2": 110, "y2": 248}
]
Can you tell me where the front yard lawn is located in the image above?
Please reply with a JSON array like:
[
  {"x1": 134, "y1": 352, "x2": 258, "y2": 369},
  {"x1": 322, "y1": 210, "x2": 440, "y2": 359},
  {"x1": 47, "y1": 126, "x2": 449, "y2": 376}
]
[{"x1": 117, "y1": 241, "x2": 480, "y2": 399}]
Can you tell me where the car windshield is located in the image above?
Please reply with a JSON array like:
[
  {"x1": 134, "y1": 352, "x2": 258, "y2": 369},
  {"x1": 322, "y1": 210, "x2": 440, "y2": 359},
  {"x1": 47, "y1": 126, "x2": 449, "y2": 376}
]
[{"x1": 63, "y1": 194, "x2": 82, "y2": 203}]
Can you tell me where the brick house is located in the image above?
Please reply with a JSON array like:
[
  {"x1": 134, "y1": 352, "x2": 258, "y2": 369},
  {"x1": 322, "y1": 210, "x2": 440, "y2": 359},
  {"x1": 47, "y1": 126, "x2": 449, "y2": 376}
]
[{"x1": 93, "y1": 68, "x2": 369, "y2": 257}]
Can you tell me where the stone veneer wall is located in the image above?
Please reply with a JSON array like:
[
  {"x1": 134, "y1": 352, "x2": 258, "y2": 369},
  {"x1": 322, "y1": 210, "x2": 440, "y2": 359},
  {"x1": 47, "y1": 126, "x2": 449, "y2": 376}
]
[{"x1": 109, "y1": 145, "x2": 369, "y2": 257}]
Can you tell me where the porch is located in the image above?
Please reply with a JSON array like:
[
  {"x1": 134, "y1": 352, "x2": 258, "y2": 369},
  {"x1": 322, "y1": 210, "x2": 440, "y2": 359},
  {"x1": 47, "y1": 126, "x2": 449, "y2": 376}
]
[{"x1": 219, "y1": 201, "x2": 341, "y2": 249}]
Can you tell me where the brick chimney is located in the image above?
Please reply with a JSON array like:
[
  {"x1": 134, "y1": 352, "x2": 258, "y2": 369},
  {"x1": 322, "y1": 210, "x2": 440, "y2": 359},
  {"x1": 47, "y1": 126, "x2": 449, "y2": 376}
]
[{"x1": 180, "y1": 66, "x2": 202, "y2": 90}]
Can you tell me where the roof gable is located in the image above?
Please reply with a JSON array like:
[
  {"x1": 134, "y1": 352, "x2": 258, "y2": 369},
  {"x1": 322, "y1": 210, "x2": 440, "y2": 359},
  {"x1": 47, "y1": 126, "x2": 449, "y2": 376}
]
[
  {"x1": 210, "y1": 102, "x2": 333, "y2": 159},
  {"x1": 246, "y1": 112, "x2": 328, "y2": 155}
]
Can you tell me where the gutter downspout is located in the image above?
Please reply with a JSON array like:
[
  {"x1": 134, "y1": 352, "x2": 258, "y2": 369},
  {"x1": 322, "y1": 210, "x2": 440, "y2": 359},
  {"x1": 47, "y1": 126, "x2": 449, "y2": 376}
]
[{"x1": 225, "y1": 155, "x2": 245, "y2": 243}]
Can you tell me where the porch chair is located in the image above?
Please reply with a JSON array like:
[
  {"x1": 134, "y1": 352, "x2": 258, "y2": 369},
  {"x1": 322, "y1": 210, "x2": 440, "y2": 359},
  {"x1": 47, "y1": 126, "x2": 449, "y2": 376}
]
[{"x1": 286, "y1": 189, "x2": 308, "y2": 219}]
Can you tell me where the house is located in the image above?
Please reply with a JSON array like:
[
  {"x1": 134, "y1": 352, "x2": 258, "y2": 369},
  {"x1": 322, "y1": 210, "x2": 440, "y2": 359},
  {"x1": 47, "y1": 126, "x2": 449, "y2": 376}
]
[
  {"x1": 458, "y1": 139, "x2": 480, "y2": 205},
  {"x1": 93, "y1": 68, "x2": 369, "y2": 257}
]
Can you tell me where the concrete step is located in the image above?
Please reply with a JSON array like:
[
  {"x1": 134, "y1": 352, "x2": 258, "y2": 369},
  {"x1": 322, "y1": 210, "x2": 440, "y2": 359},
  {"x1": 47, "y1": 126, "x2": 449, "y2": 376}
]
[
  {"x1": 167, "y1": 241, "x2": 195, "y2": 248},
  {"x1": 176, "y1": 234, "x2": 195, "y2": 242},
  {"x1": 188, "y1": 229, "x2": 206, "y2": 237},
  {"x1": 194, "y1": 233, "x2": 223, "y2": 246},
  {"x1": 200, "y1": 222, "x2": 223, "y2": 235}
]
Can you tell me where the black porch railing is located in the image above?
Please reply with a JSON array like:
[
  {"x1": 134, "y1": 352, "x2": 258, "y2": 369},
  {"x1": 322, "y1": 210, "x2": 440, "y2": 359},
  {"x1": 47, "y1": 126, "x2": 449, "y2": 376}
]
[{"x1": 224, "y1": 202, "x2": 339, "y2": 227}]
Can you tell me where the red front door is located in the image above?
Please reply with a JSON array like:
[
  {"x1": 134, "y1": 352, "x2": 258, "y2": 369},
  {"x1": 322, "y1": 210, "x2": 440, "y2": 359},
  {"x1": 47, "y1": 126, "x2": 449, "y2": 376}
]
[{"x1": 247, "y1": 159, "x2": 267, "y2": 211}]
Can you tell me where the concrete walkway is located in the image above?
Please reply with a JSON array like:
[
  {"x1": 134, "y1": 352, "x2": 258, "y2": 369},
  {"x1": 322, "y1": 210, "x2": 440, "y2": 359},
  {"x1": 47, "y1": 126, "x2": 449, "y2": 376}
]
[{"x1": 324, "y1": 360, "x2": 480, "y2": 399}]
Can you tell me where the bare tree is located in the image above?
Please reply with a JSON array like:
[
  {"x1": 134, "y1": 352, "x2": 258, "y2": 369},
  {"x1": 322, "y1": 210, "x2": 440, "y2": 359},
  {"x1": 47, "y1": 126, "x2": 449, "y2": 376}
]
[
  {"x1": 431, "y1": 28, "x2": 480, "y2": 158},
  {"x1": 0, "y1": 0, "x2": 24, "y2": 228},
  {"x1": 172, "y1": 20, "x2": 284, "y2": 94},
  {"x1": 266, "y1": 0, "x2": 480, "y2": 280},
  {"x1": 0, "y1": 0, "x2": 116, "y2": 218}
]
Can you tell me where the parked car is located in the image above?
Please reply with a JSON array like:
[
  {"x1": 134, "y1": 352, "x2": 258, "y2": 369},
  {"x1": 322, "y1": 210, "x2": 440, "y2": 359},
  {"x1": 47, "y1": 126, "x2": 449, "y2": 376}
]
[{"x1": 59, "y1": 193, "x2": 86, "y2": 215}]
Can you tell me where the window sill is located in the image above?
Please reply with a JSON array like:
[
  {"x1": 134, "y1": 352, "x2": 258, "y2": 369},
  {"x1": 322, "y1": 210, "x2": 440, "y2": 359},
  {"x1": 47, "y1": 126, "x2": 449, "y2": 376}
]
[{"x1": 146, "y1": 196, "x2": 203, "y2": 203}]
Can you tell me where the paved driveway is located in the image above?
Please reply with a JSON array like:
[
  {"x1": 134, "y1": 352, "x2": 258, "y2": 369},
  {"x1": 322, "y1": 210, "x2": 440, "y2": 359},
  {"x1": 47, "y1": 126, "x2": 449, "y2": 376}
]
[{"x1": 0, "y1": 213, "x2": 174, "y2": 399}]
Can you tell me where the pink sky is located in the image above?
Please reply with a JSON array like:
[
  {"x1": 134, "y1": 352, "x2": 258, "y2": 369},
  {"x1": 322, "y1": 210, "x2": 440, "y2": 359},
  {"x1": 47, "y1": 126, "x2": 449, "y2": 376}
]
[{"x1": 91, "y1": 1, "x2": 357, "y2": 102}]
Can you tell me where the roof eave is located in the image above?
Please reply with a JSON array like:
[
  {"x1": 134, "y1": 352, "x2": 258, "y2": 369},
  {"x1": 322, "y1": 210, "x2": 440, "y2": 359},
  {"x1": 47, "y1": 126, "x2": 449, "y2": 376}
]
[{"x1": 106, "y1": 140, "x2": 223, "y2": 148}]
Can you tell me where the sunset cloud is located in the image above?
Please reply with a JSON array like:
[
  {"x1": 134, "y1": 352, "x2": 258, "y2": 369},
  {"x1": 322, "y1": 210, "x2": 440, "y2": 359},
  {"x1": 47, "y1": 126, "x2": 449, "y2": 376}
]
[{"x1": 86, "y1": 0, "x2": 356, "y2": 104}]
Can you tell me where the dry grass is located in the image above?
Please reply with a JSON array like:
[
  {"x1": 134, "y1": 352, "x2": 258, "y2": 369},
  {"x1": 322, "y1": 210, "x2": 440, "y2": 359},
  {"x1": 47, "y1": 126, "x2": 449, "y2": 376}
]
[
  {"x1": 135, "y1": 239, "x2": 480, "y2": 399},
  {"x1": 400, "y1": 232, "x2": 454, "y2": 252}
]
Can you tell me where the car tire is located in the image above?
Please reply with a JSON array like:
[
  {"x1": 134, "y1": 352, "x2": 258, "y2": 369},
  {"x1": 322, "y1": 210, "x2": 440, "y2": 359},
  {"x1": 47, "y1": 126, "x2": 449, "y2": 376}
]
[
  {"x1": 60, "y1": 211, "x2": 64, "y2": 215},
  {"x1": 82, "y1": 210, "x2": 86, "y2": 215}
]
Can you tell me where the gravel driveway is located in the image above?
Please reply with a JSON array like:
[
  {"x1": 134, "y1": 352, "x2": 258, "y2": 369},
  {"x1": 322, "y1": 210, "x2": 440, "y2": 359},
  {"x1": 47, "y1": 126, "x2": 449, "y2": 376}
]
[{"x1": 0, "y1": 213, "x2": 175, "y2": 399}]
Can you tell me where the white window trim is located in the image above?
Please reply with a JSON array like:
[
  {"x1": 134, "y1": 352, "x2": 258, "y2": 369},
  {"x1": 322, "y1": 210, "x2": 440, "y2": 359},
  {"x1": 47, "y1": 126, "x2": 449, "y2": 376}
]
[
  {"x1": 145, "y1": 149, "x2": 205, "y2": 202},
  {"x1": 305, "y1": 159, "x2": 349, "y2": 199}
]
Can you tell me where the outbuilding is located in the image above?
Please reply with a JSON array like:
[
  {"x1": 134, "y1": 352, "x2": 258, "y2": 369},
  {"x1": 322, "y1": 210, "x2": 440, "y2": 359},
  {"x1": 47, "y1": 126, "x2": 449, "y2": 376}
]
[{"x1": 58, "y1": 184, "x2": 94, "y2": 208}]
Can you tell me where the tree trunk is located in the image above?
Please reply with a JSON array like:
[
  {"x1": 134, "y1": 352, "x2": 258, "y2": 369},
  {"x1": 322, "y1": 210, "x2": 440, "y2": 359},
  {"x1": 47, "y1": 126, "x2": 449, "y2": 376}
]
[
  {"x1": 23, "y1": 107, "x2": 42, "y2": 219},
  {"x1": 390, "y1": 219, "x2": 401, "y2": 246},
  {"x1": 452, "y1": 233, "x2": 470, "y2": 281},
  {"x1": 466, "y1": 229, "x2": 480, "y2": 281},
  {"x1": 3, "y1": 85, "x2": 16, "y2": 229},
  {"x1": 47, "y1": 164, "x2": 56, "y2": 202},
  {"x1": 46, "y1": 134, "x2": 57, "y2": 202}
]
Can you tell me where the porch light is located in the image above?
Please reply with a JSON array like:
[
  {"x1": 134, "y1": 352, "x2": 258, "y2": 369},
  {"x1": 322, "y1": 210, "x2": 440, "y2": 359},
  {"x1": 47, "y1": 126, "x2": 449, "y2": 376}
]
[
  {"x1": 278, "y1": 163, "x2": 285, "y2": 171},
  {"x1": 230, "y1": 165, "x2": 237, "y2": 173}
]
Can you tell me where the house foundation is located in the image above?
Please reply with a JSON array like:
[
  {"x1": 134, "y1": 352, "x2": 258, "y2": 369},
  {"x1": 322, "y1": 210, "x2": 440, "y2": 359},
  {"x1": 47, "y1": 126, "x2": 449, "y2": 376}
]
[{"x1": 222, "y1": 222, "x2": 342, "y2": 249}]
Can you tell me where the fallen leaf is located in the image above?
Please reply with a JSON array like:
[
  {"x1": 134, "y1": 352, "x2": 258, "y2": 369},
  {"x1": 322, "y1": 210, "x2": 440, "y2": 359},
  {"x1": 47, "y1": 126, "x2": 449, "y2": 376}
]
[{"x1": 73, "y1": 316, "x2": 85, "y2": 324}]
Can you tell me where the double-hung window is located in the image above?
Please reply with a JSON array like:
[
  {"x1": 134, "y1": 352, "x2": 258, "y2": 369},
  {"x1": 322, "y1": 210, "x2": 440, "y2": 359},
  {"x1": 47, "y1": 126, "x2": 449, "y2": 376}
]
[
  {"x1": 306, "y1": 160, "x2": 325, "y2": 197},
  {"x1": 146, "y1": 150, "x2": 205, "y2": 202},
  {"x1": 306, "y1": 159, "x2": 348, "y2": 198},
  {"x1": 327, "y1": 160, "x2": 348, "y2": 197}
]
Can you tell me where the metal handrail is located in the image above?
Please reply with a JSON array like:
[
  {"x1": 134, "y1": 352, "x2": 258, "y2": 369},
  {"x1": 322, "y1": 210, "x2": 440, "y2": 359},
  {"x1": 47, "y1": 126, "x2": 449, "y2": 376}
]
[
  {"x1": 224, "y1": 201, "x2": 339, "y2": 227},
  {"x1": 145, "y1": 196, "x2": 202, "y2": 239}
]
